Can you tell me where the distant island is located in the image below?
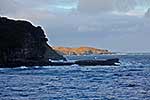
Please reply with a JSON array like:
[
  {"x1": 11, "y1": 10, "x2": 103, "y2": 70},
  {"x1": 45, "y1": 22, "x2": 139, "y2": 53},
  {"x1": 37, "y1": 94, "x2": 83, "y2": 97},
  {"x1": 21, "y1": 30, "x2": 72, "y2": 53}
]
[{"x1": 53, "y1": 47, "x2": 112, "y2": 55}]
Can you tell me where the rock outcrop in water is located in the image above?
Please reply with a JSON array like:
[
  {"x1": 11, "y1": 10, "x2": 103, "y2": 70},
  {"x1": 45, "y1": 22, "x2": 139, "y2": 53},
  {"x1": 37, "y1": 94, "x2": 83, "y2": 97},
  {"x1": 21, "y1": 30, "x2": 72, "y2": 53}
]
[
  {"x1": 0, "y1": 16, "x2": 65, "y2": 66},
  {"x1": 53, "y1": 47, "x2": 112, "y2": 55}
]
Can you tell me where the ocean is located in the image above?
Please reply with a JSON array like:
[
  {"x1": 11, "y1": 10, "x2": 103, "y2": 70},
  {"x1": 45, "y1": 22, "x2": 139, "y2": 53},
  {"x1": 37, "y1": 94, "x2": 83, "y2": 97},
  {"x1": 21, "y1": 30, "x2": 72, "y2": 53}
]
[{"x1": 0, "y1": 54, "x2": 150, "y2": 100}]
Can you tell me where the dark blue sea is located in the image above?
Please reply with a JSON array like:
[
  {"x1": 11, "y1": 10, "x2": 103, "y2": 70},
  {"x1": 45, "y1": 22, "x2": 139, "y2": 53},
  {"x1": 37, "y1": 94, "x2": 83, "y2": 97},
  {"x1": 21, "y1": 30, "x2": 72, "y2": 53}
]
[{"x1": 0, "y1": 54, "x2": 150, "y2": 100}]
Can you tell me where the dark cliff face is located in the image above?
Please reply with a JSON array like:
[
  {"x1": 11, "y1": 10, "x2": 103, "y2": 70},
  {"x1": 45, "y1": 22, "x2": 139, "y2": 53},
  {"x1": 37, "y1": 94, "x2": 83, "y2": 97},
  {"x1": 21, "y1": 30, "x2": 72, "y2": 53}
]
[{"x1": 0, "y1": 16, "x2": 65, "y2": 64}]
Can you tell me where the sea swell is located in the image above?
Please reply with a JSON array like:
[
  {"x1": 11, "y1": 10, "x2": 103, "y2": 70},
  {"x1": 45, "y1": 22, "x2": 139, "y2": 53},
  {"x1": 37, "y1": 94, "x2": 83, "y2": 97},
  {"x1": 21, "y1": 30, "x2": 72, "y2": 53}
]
[{"x1": 0, "y1": 54, "x2": 150, "y2": 100}]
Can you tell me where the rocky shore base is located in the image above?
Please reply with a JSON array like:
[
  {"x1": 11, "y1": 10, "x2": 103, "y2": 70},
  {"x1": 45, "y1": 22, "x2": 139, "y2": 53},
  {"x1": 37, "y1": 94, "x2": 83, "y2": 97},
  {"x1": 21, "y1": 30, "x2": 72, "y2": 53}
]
[{"x1": 0, "y1": 58, "x2": 119, "y2": 68}]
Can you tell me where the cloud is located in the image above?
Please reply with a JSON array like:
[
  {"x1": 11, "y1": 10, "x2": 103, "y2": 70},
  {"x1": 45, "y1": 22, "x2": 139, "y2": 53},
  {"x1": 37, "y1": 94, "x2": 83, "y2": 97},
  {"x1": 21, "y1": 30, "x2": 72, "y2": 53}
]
[
  {"x1": 13, "y1": 0, "x2": 78, "y2": 13},
  {"x1": 0, "y1": 0, "x2": 77, "y2": 20},
  {"x1": 78, "y1": 0, "x2": 113, "y2": 13},
  {"x1": 0, "y1": 0, "x2": 150, "y2": 52},
  {"x1": 44, "y1": 13, "x2": 150, "y2": 51},
  {"x1": 0, "y1": 0, "x2": 19, "y2": 14},
  {"x1": 77, "y1": 0, "x2": 150, "y2": 15}
]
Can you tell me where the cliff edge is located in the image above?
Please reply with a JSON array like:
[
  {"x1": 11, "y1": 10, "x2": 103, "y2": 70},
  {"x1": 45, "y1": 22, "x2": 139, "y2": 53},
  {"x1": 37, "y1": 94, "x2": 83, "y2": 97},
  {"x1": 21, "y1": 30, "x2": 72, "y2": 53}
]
[{"x1": 0, "y1": 16, "x2": 65, "y2": 66}]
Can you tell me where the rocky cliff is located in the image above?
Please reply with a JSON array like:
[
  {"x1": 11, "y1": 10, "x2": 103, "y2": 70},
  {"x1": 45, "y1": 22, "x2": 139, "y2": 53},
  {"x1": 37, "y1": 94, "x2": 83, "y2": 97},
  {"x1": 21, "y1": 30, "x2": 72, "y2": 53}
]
[
  {"x1": 0, "y1": 16, "x2": 65, "y2": 65},
  {"x1": 53, "y1": 47, "x2": 112, "y2": 55}
]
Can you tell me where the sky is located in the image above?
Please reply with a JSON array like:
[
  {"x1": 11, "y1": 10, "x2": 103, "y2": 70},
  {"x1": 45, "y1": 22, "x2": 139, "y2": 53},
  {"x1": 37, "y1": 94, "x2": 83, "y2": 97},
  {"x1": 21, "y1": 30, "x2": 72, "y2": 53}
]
[{"x1": 0, "y1": 0, "x2": 150, "y2": 52}]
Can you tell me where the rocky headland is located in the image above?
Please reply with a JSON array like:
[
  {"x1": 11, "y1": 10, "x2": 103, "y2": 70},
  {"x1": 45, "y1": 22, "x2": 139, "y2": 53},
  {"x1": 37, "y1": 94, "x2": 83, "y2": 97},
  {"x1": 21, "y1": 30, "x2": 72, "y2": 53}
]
[
  {"x1": 0, "y1": 16, "x2": 65, "y2": 67},
  {"x1": 53, "y1": 47, "x2": 112, "y2": 55},
  {"x1": 0, "y1": 16, "x2": 119, "y2": 67}
]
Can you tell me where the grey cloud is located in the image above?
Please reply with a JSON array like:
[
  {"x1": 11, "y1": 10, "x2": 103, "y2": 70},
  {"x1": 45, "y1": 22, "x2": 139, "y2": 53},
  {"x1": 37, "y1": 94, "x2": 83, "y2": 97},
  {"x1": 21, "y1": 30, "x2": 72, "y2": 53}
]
[
  {"x1": 45, "y1": 13, "x2": 150, "y2": 52},
  {"x1": 0, "y1": 0, "x2": 54, "y2": 22},
  {"x1": 78, "y1": 0, "x2": 113, "y2": 13},
  {"x1": 1, "y1": 0, "x2": 150, "y2": 52},
  {"x1": 77, "y1": 0, "x2": 150, "y2": 14},
  {"x1": 0, "y1": 0, "x2": 19, "y2": 14}
]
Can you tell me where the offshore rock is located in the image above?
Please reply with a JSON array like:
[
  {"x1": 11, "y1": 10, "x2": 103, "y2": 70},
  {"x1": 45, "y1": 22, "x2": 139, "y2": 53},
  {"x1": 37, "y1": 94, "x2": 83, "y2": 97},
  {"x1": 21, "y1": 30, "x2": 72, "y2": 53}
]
[
  {"x1": 0, "y1": 16, "x2": 65, "y2": 67},
  {"x1": 75, "y1": 58, "x2": 119, "y2": 66}
]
